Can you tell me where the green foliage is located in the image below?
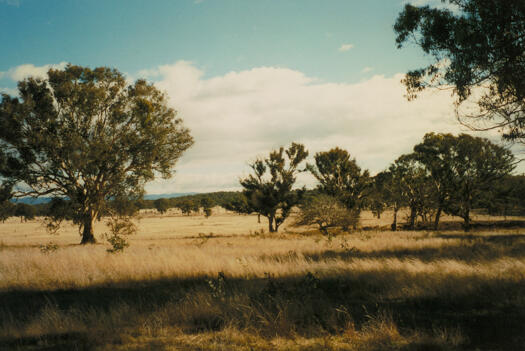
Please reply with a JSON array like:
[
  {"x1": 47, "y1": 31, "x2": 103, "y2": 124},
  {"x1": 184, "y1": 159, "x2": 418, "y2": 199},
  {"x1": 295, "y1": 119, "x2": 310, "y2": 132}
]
[
  {"x1": 201, "y1": 197, "x2": 213, "y2": 218},
  {"x1": 0, "y1": 200, "x2": 14, "y2": 222},
  {"x1": 0, "y1": 64, "x2": 193, "y2": 244},
  {"x1": 368, "y1": 172, "x2": 390, "y2": 219},
  {"x1": 154, "y1": 198, "x2": 170, "y2": 214},
  {"x1": 483, "y1": 175, "x2": 525, "y2": 216},
  {"x1": 43, "y1": 198, "x2": 75, "y2": 234},
  {"x1": 394, "y1": 0, "x2": 525, "y2": 143},
  {"x1": 177, "y1": 199, "x2": 195, "y2": 216},
  {"x1": 14, "y1": 203, "x2": 36, "y2": 222},
  {"x1": 307, "y1": 148, "x2": 370, "y2": 226},
  {"x1": 240, "y1": 142, "x2": 308, "y2": 232},
  {"x1": 420, "y1": 133, "x2": 515, "y2": 231},
  {"x1": 294, "y1": 194, "x2": 358, "y2": 235},
  {"x1": 207, "y1": 272, "x2": 228, "y2": 300},
  {"x1": 222, "y1": 195, "x2": 254, "y2": 215},
  {"x1": 388, "y1": 154, "x2": 436, "y2": 230},
  {"x1": 104, "y1": 216, "x2": 136, "y2": 253}
]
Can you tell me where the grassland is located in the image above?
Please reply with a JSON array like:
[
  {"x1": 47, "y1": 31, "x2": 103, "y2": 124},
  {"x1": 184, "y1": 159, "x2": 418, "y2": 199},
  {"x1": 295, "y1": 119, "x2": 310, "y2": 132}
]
[{"x1": 0, "y1": 209, "x2": 524, "y2": 350}]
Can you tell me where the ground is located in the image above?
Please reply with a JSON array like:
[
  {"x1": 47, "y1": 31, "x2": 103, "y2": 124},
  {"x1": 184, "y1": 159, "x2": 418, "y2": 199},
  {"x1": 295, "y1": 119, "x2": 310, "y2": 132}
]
[{"x1": 0, "y1": 209, "x2": 524, "y2": 350}]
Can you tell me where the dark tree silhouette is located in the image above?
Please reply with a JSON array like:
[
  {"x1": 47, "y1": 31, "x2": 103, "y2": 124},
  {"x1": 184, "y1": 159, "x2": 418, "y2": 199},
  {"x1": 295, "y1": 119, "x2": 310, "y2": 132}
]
[
  {"x1": 240, "y1": 142, "x2": 308, "y2": 233},
  {"x1": 394, "y1": 0, "x2": 525, "y2": 143},
  {"x1": 307, "y1": 147, "x2": 370, "y2": 227}
]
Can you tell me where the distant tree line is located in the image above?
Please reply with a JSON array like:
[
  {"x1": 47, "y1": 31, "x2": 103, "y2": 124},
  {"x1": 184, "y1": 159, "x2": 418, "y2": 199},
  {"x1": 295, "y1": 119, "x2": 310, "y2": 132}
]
[
  {"x1": 2, "y1": 133, "x2": 522, "y2": 234},
  {"x1": 235, "y1": 134, "x2": 519, "y2": 233}
]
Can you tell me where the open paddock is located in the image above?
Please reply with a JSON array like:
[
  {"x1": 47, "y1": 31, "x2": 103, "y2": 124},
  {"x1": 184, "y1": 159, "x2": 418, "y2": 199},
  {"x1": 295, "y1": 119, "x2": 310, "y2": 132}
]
[{"x1": 0, "y1": 211, "x2": 524, "y2": 350}]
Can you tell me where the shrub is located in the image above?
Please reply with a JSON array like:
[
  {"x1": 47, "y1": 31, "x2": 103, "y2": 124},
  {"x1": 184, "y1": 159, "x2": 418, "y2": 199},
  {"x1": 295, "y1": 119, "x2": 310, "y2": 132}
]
[{"x1": 294, "y1": 194, "x2": 358, "y2": 235}]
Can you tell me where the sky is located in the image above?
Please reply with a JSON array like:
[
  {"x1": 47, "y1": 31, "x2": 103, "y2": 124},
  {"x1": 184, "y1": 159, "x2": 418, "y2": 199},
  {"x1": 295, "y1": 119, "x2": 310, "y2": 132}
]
[{"x1": 0, "y1": 0, "x2": 519, "y2": 193}]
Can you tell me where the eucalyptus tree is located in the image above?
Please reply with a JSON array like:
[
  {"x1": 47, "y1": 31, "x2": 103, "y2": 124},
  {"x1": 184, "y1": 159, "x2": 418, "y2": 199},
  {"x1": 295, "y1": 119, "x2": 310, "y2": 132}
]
[
  {"x1": 307, "y1": 147, "x2": 371, "y2": 224},
  {"x1": 394, "y1": 0, "x2": 525, "y2": 144},
  {"x1": 154, "y1": 198, "x2": 170, "y2": 214},
  {"x1": 200, "y1": 197, "x2": 213, "y2": 218},
  {"x1": 369, "y1": 171, "x2": 391, "y2": 219},
  {"x1": 294, "y1": 194, "x2": 356, "y2": 235},
  {"x1": 0, "y1": 65, "x2": 193, "y2": 244},
  {"x1": 422, "y1": 134, "x2": 515, "y2": 231},
  {"x1": 240, "y1": 142, "x2": 308, "y2": 233},
  {"x1": 388, "y1": 154, "x2": 436, "y2": 230},
  {"x1": 413, "y1": 133, "x2": 458, "y2": 230}
]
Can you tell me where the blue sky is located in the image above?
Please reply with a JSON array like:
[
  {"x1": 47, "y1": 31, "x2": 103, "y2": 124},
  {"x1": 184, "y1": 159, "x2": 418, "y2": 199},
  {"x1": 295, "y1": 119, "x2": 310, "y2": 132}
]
[
  {"x1": 0, "y1": 0, "x2": 430, "y2": 85},
  {"x1": 0, "y1": 0, "x2": 518, "y2": 193}
]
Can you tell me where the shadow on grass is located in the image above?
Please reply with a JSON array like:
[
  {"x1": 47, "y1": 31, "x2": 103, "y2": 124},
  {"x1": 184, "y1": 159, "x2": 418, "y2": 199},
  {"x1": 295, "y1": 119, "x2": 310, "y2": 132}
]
[
  {"x1": 1, "y1": 269, "x2": 525, "y2": 350},
  {"x1": 361, "y1": 219, "x2": 525, "y2": 232},
  {"x1": 0, "y1": 332, "x2": 96, "y2": 351},
  {"x1": 258, "y1": 233, "x2": 525, "y2": 264}
]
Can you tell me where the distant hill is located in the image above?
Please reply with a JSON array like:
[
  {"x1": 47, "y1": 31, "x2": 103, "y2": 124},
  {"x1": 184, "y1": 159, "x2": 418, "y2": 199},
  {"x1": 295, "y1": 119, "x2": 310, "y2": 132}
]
[
  {"x1": 11, "y1": 197, "x2": 52, "y2": 205},
  {"x1": 12, "y1": 193, "x2": 200, "y2": 205},
  {"x1": 143, "y1": 193, "x2": 199, "y2": 200}
]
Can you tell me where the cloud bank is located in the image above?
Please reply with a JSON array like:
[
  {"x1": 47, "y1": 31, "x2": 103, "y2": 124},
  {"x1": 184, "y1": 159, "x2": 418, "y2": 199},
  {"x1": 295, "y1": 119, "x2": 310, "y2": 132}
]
[
  {"x1": 404, "y1": 0, "x2": 461, "y2": 12},
  {"x1": 0, "y1": 62, "x2": 68, "y2": 82},
  {"x1": 1, "y1": 60, "x2": 485, "y2": 193},
  {"x1": 141, "y1": 61, "x2": 464, "y2": 193}
]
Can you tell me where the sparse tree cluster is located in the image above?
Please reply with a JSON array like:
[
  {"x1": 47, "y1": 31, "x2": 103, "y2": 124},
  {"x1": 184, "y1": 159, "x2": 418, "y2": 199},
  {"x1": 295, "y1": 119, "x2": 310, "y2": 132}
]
[
  {"x1": 372, "y1": 133, "x2": 515, "y2": 231},
  {"x1": 237, "y1": 135, "x2": 516, "y2": 233},
  {"x1": 0, "y1": 0, "x2": 523, "y2": 244}
]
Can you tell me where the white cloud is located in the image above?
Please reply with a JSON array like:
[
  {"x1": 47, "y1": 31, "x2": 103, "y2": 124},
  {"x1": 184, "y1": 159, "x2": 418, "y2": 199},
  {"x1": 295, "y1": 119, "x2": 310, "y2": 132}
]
[
  {"x1": 338, "y1": 43, "x2": 354, "y2": 52},
  {"x1": 0, "y1": 62, "x2": 68, "y2": 82},
  {"x1": 0, "y1": 60, "x2": 492, "y2": 194},
  {"x1": 362, "y1": 67, "x2": 374, "y2": 73},
  {"x1": 404, "y1": 0, "x2": 460, "y2": 12},
  {"x1": 0, "y1": 87, "x2": 18, "y2": 96},
  {"x1": 143, "y1": 61, "x2": 473, "y2": 194}
]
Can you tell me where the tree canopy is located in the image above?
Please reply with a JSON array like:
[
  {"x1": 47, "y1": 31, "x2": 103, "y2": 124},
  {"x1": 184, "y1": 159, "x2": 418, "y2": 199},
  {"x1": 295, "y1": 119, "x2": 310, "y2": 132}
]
[
  {"x1": 424, "y1": 133, "x2": 514, "y2": 231},
  {"x1": 0, "y1": 65, "x2": 193, "y2": 243},
  {"x1": 240, "y1": 142, "x2": 308, "y2": 233},
  {"x1": 307, "y1": 147, "x2": 370, "y2": 220},
  {"x1": 394, "y1": 0, "x2": 525, "y2": 143}
]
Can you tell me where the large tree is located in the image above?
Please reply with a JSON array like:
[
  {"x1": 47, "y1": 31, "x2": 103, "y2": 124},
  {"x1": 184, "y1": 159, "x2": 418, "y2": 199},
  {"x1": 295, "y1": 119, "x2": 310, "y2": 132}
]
[
  {"x1": 307, "y1": 147, "x2": 370, "y2": 224},
  {"x1": 421, "y1": 133, "x2": 514, "y2": 231},
  {"x1": 0, "y1": 65, "x2": 193, "y2": 244},
  {"x1": 388, "y1": 154, "x2": 436, "y2": 230},
  {"x1": 394, "y1": 1, "x2": 525, "y2": 143},
  {"x1": 413, "y1": 133, "x2": 458, "y2": 230},
  {"x1": 240, "y1": 142, "x2": 308, "y2": 233}
]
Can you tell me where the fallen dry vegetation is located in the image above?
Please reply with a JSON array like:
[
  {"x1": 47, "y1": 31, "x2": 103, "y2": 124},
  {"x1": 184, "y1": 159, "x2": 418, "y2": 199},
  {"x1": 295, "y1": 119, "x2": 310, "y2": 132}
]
[{"x1": 0, "y1": 210, "x2": 524, "y2": 350}]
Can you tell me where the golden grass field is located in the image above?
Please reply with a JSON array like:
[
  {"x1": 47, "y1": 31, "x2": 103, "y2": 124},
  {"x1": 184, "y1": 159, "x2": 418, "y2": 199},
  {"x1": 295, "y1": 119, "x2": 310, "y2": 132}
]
[{"x1": 1, "y1": 209, "x2": 525, "y2": 350}]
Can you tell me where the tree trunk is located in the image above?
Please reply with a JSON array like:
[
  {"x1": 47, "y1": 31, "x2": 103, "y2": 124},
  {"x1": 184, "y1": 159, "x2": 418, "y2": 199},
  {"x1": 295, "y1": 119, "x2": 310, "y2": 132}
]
[
  {"x1": 434, "y1": 207, "x2": 442, "y2": 230},
  {"x1": 274, "y1": 220, "x2": 280, "y2": 233},
  {"x1": 408, "y1": 206, "x2": 416, "y2": 230},
  {"x1": 463, "y1": 209, "x2": 471, "y2": 232},
  {"x1": 257, "y1": 214, "x2": 261, "y2": 224},
  {"x1": 391, "y1": 207, "x2": 398, "y2": 231},
  {"x1": 268, "y1": 215, "x2": 275, "y2": 233},
  {"x1": 80, "y1": 213, "x2": 96, "y2": 244}
]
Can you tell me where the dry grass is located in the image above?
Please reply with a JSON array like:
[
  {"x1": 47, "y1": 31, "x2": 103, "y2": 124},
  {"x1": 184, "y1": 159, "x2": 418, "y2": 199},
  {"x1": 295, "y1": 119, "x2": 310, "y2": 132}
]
[{"x1": 1, "y1": 210, "x2": 524, "y2": 350}]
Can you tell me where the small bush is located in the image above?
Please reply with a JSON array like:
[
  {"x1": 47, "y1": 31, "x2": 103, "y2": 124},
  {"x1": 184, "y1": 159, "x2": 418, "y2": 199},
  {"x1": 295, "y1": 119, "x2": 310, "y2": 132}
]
[
  {"x1": 104, "y1": 216, "x2": 136, "y2": 253},
  {"x1": 294, "y1": 194, "x2": 358, "y2": 235},
  {"x1": 39, "y1": 241, "x2": 59, "y2": 254}
]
